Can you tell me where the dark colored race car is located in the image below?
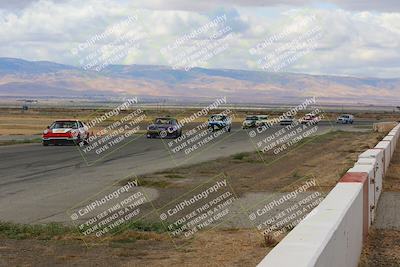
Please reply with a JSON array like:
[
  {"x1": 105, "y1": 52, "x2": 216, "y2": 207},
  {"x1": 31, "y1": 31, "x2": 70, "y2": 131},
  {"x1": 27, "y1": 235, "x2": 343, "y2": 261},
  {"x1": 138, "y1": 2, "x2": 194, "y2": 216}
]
[
  {"x1": 146, "y1": 117, "x2": 182, "y2": 138},
  {"x1": 242, "y1": 115, "x2": 259, "y2": 129}
]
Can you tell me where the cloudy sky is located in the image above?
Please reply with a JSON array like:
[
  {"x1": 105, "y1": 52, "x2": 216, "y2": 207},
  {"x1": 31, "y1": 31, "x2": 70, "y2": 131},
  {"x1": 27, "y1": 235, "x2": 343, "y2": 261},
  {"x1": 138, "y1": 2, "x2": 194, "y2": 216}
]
[{"x1": 1, "y1": 0, "x2": 399, "y2": 78}]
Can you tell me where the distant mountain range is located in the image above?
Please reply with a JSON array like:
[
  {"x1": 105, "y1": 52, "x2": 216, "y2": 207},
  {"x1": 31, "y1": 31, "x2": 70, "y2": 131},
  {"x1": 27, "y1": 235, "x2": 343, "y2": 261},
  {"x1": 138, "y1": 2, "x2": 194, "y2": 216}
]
[{"x1": 0, "y1": 57, "x2": 399, "y2": 105}]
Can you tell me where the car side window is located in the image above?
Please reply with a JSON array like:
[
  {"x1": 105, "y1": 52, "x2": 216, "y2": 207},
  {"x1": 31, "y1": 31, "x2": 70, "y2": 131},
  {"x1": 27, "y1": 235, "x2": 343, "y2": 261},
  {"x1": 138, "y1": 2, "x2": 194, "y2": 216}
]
[{"x1": 78, "y1": 121, "x2": 83, "y2": 128}]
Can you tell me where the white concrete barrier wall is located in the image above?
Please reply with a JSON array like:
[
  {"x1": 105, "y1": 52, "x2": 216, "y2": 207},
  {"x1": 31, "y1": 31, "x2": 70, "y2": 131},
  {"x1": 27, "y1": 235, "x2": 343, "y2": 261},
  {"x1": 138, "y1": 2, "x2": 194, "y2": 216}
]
[
  {"x1": 382, "y1": 136, "x2": 395, "y2": 157},
  {"x1": 390, "y1": 124, "x2": 400, "y2": 140},
  {"x1": 348, "y1": 165, "x2": 375, "y2": 224},
  {"x1": 258, "y1": 183, "x2": 364, "y2": 267},
  {"x1": 258, "y1": 123, "x2": 399, "y2": 267},
  {"x1": 375, "y1": 141, "x2": 392, "y2": 172},
  {"x1": 389, "y1": 130, "x2": 399, "y2": 143},
  {"x1": 359, "y1": 149, "x2": 385, "y2": 177},
  {"x1": 388, "y1": 131, "x2": 398, "y2": 147},
  {"x1": 355, "y1": 157, "x2": 383, "y2": 203},
  {"x1": 388, "y1": 124, "x2": 400, "y2": 147},
  {"x1": 313, "y1": 183, "x2": 364, "y2": 267}
]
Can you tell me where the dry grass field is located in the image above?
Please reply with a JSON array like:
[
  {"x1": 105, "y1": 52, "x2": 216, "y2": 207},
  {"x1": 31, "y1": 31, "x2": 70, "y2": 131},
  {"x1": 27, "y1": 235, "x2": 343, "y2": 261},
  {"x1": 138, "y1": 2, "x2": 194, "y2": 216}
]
[
  {"x1": 0, "y1": 130, "x2": 385, "y2": 267},
  {"x1": 0, "y1": 107, "x2": 398, "y2": 137}
]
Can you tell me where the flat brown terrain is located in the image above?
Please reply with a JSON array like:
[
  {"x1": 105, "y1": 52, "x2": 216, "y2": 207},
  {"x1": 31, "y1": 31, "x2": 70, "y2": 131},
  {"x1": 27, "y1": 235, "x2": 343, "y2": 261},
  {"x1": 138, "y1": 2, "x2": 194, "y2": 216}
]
[
  {"x1": 0, "y1": 230, "x2": 269, "y2": 267},
  {"x1": 0, "y1": 130, "x2": 386, "y2": 267},
  {"x1": 133, "y1": 131, "x2": 385, "y2": 194},
  {"x1": 359, "y1": 229, "x2": 400, "y2": 267}
]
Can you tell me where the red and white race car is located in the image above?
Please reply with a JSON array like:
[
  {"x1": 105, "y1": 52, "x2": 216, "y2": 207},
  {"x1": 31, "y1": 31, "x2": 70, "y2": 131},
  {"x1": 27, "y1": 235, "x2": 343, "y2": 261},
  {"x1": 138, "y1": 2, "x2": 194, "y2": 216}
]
[
  {"x1": 42, "y1": 120, "x2": 89, "y2": 146},
  {"x1": 300, "y1": 113, "x2": 320, "y2": 125}
]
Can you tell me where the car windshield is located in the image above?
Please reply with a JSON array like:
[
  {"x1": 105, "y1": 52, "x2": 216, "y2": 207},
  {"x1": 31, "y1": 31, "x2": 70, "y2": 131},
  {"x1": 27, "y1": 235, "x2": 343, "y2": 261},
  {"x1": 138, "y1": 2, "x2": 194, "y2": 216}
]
[
  {"x1": 341, "y1": 115, "x2": 349, "y2": 118},
  {"x1": 246, "y1": 116, "x2": 258, "y2": 121},
  {"x1": 51, "y1": 121, "x2": 78, "y2": 129},
  {"x1": 155, "y1": 118, "x2": 172, "y2": 124},
  {"x1": 210, "y1": 115, "x2": 226, "y2": 121}
]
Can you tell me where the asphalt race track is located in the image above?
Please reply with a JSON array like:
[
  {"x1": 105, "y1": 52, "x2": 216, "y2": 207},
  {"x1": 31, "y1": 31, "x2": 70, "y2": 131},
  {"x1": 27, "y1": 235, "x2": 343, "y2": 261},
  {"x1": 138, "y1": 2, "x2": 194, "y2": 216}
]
[{"x1": 0, "y1": 121, "x2": 374, "y2": 224}]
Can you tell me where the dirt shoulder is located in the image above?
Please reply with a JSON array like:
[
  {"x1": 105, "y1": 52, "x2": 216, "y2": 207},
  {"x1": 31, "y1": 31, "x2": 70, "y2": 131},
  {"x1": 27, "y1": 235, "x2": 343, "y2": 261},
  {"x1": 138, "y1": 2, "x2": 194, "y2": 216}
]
[
  {"x1": 359, "y1": 229, "x2": 400, "y2": 267},
  {"x1": 383, "y1": 141, "x2": 400, "y2": 191},
  {"x1": 0, "y1": 229, "x2": 269, "y2": 267},
  {"x1": 132, "y1": 130, "x2": 385, "y2": 195}
]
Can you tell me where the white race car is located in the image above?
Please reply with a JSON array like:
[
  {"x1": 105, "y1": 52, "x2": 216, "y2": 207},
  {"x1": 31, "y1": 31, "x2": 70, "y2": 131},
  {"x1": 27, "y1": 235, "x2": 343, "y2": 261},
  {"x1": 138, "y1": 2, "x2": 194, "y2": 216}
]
[
  {"x1": 42, "y1": 120, "x2": 89, "y2": 146},
  {"x1": 208, "y1": 114, "x2": 232, "y2": 132},
  {"x1": 337, "y1": 114, "x2": 354, "y2": 124}
]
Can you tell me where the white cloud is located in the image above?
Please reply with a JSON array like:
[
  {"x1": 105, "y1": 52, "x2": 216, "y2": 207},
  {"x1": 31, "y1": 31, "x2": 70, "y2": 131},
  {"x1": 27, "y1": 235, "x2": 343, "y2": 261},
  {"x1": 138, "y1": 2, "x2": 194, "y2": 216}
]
[
  {"x1": 0, "y1": 0, "x2": 399, "y2": 78},
  {"x1": 3, "y1": 0, "x2": 400, "y2": 12}
]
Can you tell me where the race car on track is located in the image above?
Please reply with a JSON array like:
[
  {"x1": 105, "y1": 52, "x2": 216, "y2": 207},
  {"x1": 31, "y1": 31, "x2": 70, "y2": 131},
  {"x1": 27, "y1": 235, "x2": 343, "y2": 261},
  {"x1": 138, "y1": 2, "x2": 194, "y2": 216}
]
[
  {"x1": 337, "y1": 114, "x2": 354, "y2": 124},
  {"x1": 280, "y1": 115, "x2": 295, "y2": 126},
  {"x1": 42, "y1": 120, "x2": 89, "y2": 146},
  {"x1": 300, "y1": 113, "x2": 320, "y2": 125},
  {"x1": 242, "y1": 115, "x2": 258, "y2": 129},
  {"x1": 208, "y1": 114, "x2": 232, "y2": 132},
  {"x1": 242, "y1": 115, "x2": 270, "y2": 129},
  {"x1": 146, "y1": 117, "x2": 182, "y2": 138}
]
